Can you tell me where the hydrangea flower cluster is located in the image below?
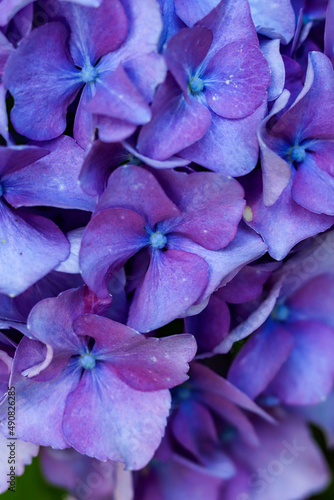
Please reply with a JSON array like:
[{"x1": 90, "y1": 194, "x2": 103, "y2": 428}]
[{"x1": 0, "y1": 0, "x2": 334, "y2": 498}]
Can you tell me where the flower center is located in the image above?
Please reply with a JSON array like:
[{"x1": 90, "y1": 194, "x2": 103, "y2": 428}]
[
  {"x1": 79, "y1": 353, "x2": 96, "y2": 370},
  {"x1": 0, "y1": 182, "x2": 3, "y2": 198},
  {"x1": 188, "y1": 75, "x2": 204, "y2": 94},
  {"x1": 81, "y1": 63, "x2": 98, "y2": 84},
  {"x1": 290, "y1": 145, "x2": 306, "y2": 163},
  {"x1": 272, "y1": 304, "x2": 290, "y2": 322},
  {"x1": 150, "y1": 231, "x2": 167, "y2": 249},
  {"x1": 220, "y1": 425, "x2": 237, "y2": 443}
]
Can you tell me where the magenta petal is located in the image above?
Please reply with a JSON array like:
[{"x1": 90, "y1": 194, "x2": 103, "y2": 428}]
[
  {"x1": 228, "y1": 322, "x2": 295, "y2": 399},
  {"x1": 87, "y1": 64, "x2": 151, "y2": 124},
  {"x1": 3, "y1": 136, "x2": 96, "y2": 211},
  {"x1": 127, "y1": 248, "x2": 209, "y2": 332},
  {"x1": 4, "y1": 22, "x2": 82, "y2": 140},
  {"x1": 95, "y1": 165, "x2": 181, "y2": 226},
  {"x1": 0, "y1": 205, "x2": 70, "y2": 296},
  {"x1": 204, "y1": 42, "x2": 270, "y2": 119},
  {"x1": 80, "y1": 208, "x2": 148, "y2": 297},
  {"x1": 137, "y1": 74, "x2": 211, "y2": 160},
  {"x1": 62, "y1": 363, "x2": 171, "y2": 468},
  {"x1": 267, "y1": 320, "x2": 334, "y2": 405},
  {"x1": 74, "y1": 314, "x2": 196, "y2": 390},
  {"x1": 165, "y1": 27, "x2": 213, "y2": 94}
]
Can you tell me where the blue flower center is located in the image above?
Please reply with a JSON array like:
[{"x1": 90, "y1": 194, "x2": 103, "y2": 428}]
[
  {"x1": 220, "y1": 425, "x2": 237, "y2": 443},
  {"x1": 81, "y1": 63, "x2": 98, "y2": 84},
  {"x1": 0, "y1": 182, "x2": 3, "y2": 198},
  {"x1": 272, "y1": 304, "x2": 290, "y2": 322},
  {"x1": 290, "y1": 145, "x2": 306, "y2": 163},
  {"x1": 150, "y1": 232, "x2": 167, "y2": 249},
  {"x1": 188, "y1": 76, "x2": 204, "y2": 94},
  {"x1": 79, "y1": 353, "x2": 96, "y2": 370}
]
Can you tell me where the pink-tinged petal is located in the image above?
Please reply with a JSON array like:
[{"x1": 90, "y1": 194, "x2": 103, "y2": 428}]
[
  {"x1": 267, "y1": 320, "x2": 334, "y2": 405},
  {"x1": 88, "y1": 65, "x2": 151, "y2": 124},
  {"x1": 0, "y1": 339, "x2": 81, "y2": 448},
  {"x1": 74, "y1": 314, "x2": 196, "y2": 390},
  {"x1": 228, "y1": 322, "x2": 295, "y2": 399},
  {"x1": 259, "y1": 39, "x2": 285, "y2": 101},
  {"x1": 62, "y1": 0, "x2": 128, "y2": 67},
  {"x1": 165, "y1": 27, "x2": 213, "y2": 94},
  {"x1": 154, "y1": 169, "x2": 245, "y2": 250},
  {"x1": 79, "y1": 141, "x2": 125, "y2": 196},
  {"x1": 27, "y1": 287, "x2": 91, "y2": 352},
  {"x1": 168, "y1": 224, "x2": 267, "y2": 305},
  {"x1": 2, "y1": 136, "x2": 96, "y2": 211},
  {"x1": 204, "y1": 42, "x2": 270, "y2": 119},
  {"x1": 234, "y1": 415, "x2": 330, "y2": 500},
  {"x1": 0, "y1": 145, "x2": 49, "y2": 177},
  {"x1": 95, "y1": 165, "x2": 181, "y2": 226},
  {"x1": 0, "y1": 205, "x2": 70, "y2": 297},
  {"x1": 171, "y1": 400, "x2": 235, "y2": 478},
  {"x1": 62, "y1": 363, "x2": 171, "y2": 469},
  {"x1": 4, "y1": 22, "x2": 82, "y2": 141},
  {"x1": 287, "y1": 273, "x2": 334, "y2": 328},
  {"x1": 248, "y1": 0, "x2": 295, "y2": 44},
  {"x1": 128, "y1": 248, "x2": 209, "y2": 332},
  {"x1": 198, "y1": 0, "x2": 258, "y2": 59},
  {"x1": 292, "y1": 155, "x2": 334, "y2": 215},
  {"x1": 0, "y1": 432, "x2": 38, "y2": 493},
  {"x1": 180, "y1": 102, "x2": 266, "y2": 176},
  {"x1": 137, "y1": 74, "x2": 211, "y2": 160},
  {"x1": 185, "y1": 294, "x2": 230, "y2": 353},
  {"x1": 244, "y1": 172, "x2": 334, "y2": 260},
  {"x1": 80, "y1": 208, "x2": 148, "y2": 297}
]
